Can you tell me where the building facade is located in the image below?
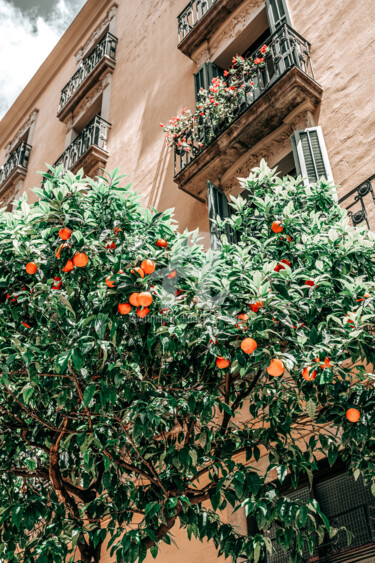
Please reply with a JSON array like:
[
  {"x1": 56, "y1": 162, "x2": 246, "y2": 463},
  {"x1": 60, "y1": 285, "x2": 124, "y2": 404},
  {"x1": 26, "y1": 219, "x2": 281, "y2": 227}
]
[{"x1": 0, "y1": 0, "x2": 375, "y2": 561}]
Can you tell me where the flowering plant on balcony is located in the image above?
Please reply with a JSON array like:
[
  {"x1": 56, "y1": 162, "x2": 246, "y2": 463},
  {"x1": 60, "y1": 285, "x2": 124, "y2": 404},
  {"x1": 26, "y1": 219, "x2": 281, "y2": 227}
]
[{"x1": 160, "y1": 45, "x2": 269, "y2": 154}]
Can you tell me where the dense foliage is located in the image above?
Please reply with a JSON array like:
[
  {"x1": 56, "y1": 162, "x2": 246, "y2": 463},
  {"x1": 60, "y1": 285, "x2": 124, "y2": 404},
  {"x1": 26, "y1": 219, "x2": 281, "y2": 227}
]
[{"x1": 0, "y1": 162, "x2": 375, "y2": 563}]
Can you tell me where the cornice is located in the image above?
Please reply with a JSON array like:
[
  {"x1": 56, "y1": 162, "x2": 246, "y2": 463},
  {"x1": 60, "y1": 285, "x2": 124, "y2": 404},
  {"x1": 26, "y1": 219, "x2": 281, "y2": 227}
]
[{"x1": 0, "y1": 0, "x2": 115, "y2": 147}]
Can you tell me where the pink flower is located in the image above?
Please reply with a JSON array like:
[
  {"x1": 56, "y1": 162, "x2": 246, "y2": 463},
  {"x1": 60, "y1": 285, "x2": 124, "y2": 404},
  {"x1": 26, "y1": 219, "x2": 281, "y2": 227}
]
[
  {"x1": 260, "y1": 44, "x2": 267, "y2": 54},
  {"x1": 224, "y1": 70, "x2": 229, "y2": 77},
  {"x1": 254, "y1": 57, "x2": 264, "y2": 64},
  {"x1": 199, "y1": 112, "x2": 205, "y2": 116},
  {"x1": 159, "y1": 122, "x2": 164, "y2": 127}
]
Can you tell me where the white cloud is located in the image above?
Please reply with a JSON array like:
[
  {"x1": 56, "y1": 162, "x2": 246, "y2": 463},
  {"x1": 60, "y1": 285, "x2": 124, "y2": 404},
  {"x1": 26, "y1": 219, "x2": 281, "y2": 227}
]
[{"x1": 0, "y1": 0, "x2": 84, "y2": 119}]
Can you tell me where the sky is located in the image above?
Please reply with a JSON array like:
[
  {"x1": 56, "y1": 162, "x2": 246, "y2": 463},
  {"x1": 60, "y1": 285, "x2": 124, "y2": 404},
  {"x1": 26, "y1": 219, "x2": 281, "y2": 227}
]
[{"x1": 0, "y1": 0, "x2": 86, "y2": 119}]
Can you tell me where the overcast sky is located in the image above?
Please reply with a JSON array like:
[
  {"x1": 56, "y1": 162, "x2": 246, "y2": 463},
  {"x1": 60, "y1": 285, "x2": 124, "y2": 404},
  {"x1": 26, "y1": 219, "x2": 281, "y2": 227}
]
[{"x1": 0, "y1": 0, "x2": 86, "y2": 119}]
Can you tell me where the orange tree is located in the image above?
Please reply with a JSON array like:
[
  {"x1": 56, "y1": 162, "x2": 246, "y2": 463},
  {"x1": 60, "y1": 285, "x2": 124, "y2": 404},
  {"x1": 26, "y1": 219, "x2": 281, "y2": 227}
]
[{"x1": 0, "y1": 163, "x2": 375, "y2": 563}]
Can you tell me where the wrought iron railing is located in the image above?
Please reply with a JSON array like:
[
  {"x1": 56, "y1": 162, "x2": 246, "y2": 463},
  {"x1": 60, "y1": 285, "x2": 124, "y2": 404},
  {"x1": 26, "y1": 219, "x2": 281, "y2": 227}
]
[
  {"x1": 174, "y1": 24, "x2": 314, "y2": 177},
  {"x1": 58, "y1": 32, "x2": 118, "y2": 113},
  {"x1": 54, "y1": 115, "x2": 110, "y2": 173},
  {"x1": 0, "y1": 142, "x2": 31, "y2": 187},
  {"x1": 338, "y1": 174, "x2": 375, "y2": 230},
  {"x1": 178, "y1": 0, "x2": 218, "y2": 42}
]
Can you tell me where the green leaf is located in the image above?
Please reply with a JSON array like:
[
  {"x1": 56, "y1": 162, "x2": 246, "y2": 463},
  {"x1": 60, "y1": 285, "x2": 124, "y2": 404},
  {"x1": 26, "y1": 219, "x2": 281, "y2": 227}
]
[
  {"x1": 306, "y1": 399, "x2": 316, "y2": 420},
  {"x1": 83, "y1": 385, "x2": 96, "y2": 407},
  {"x1": 95, "y1": 314, "x2": 108, "y2": 340}
]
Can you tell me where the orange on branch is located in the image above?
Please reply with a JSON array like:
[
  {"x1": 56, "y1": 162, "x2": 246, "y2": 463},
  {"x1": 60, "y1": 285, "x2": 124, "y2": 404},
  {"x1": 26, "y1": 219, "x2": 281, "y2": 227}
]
[
  {"x1": 346, "y1": 408, "x2": 360, "y2": 422},
  {"x1": 271, "y1": 221, "x2": 283, "y2": 233},
  {"x1": 118, "y1": 303, "x2": 131, "y2": 315},
  {"x1": 58, "y1": 227, "x2": 72, "y2": 240},
  {"x1": 131, "y1": 267, "x2": 145, "y2": 279},
  {"x1": 240, "y1": 338, "x2": 257, "y2": 354},
  {"x1": 267, "y1": 358, "x2": 284, "y2": 377},
  {"x1": 302, "y1": 367, "x2": 317, "y2": 381},
  {"x1": 141, "y1": 259, "x2": 156, "y2": 274},
  {"x1": 136, "y1": 306, "x2": 150, "y2": 318},
  {"x1": 106, "y1": 277, "x2": 116, "y2": 288},
  {"x1": 216, "y1": 357, "x2": 230, "y2": 369},
  {"x1": 25, "y1": 262, "x2": 37, "y2": 274},
  {"x1": 62, "y1": 259, "x2": 74, "y2": 272},
  {"x1": 73, "y1": 253, "x2": 88, "y2": 268},
  {"x1": 138, "y1": 292, "x2": 153, "y2": 307},
  {"x1": 129, "y1": 293, "x2": 140, "y2": 306},
  {"x1": 156, "y1": 239, "x2": 168, "y2": 248}
]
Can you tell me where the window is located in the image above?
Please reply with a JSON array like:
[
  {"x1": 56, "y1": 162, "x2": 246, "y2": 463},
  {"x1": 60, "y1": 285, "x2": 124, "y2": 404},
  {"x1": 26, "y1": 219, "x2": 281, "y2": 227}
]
[
  {"x1": 265, "y1": 0, "x2": 292, "y2": 33},
  {"x1": 247, "y1": 462, "x2": 375, "y2": 562},
  {"x1": 207, "y1": 181, "x2": 237, "y2": 249},
  {"x1": 194, "y1": 62, "x2": 222, "y2": 103},
  {"x1": 291, "y1": 127, "x2": 334, "y2": 185}
]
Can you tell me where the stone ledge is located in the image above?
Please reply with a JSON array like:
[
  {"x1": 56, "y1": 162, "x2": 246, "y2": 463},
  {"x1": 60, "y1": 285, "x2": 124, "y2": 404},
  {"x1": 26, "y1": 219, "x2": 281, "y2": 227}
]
[{"x1": 0, "y1": 166, "x2": 27, "y2": 198}]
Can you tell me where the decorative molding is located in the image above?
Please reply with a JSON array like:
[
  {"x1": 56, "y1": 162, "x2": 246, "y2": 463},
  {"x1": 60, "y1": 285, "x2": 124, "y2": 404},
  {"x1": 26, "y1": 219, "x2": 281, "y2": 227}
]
[
  {"x1": 75, "y1": 3, "x2": 118, "y2": 64},
  {"x1": 208, "y1": 0, "x2": 264, "y2": 60},
  {"x1": 221, "y1": 100, "x2": 317, "y2": 193},
  {"x1": 5, "y1": 110, "x2": 38, "y2": 158}
]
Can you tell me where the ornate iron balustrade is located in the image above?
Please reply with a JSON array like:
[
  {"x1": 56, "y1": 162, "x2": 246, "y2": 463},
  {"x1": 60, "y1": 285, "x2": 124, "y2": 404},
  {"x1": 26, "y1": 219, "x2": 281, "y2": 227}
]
[
  {"x1": 58, "y1": 32, "x2": 118, "y2": 114},
  {"x1": 0, "y1": 142, "x2": 31, "y2": 187},
  {"x1": 174, "y1": 24, "x2": 314, "y2": 177},
  {"x1": 54, "y1": 115, "x2": 110, "y2": 172},
  {"x1": 178, "y1": 0, "x2": 218, "y2": 42},
  {"x1": 339, "y1": 174, "x2": 375, "y2": 230}
]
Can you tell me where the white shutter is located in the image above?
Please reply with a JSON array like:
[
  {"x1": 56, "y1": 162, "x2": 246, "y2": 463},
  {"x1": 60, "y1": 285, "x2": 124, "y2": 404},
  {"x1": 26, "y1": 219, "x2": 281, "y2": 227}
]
[{"x1": 290, "y1": 126, "x2": 334, "y2": 185}]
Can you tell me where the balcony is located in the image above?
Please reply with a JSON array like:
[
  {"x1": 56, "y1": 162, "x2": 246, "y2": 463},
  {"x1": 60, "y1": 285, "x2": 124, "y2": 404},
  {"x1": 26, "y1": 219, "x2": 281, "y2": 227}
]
[
  {"x1": 173, "y1": 25, "x2": 323, "y2": 202},
  {"x1": 339, "y1": 174, "x2": 375, "y2": 231},
  {"x1": 177, "y1": 0, "x2": 244, "y2": 58},
  {"x1": 54, "y1": 115, "x2": 110, "y2": 177},
  {"x1": 0, "y1": 142, "x2": 31, "y2": 194},
  {"x1": 57, "y1": 32, "x2": 118, "y2": 121}
]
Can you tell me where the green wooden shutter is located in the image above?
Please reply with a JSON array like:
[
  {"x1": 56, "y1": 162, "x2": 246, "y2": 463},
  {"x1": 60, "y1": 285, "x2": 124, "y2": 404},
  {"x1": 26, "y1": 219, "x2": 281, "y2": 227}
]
[
  {"x1": 266, "y1": 0, "x2": 292, "y2": 32},
  {"x1": 290, "y1": 127, "x2": 334, "y2": 185},
  {"x1": 194, "y1": 62, "x2": 221, "y2": 104},
  {"x1": 207, "y1": 181, "x2": 237, "y2": 249}
]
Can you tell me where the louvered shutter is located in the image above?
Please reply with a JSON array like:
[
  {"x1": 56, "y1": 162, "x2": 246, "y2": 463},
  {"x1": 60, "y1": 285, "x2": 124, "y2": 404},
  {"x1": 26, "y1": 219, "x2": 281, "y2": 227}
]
[
  {"x1": 290, "y1": 127, "x2": 334, "y2": 185},
  {"x1": 266, "y1": 0, "x2": 292, "y2": 32},
  {"x1": 194, "y1": 62, "x2": 221, "y2": 103},
  {"x1": 207, "y1": 181, "x2": 236, "y2": 249}
]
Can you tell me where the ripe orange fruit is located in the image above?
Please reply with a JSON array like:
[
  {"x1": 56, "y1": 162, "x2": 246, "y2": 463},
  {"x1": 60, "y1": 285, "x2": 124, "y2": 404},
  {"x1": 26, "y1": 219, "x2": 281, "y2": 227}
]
[
  {"x1": 106, "y1": 277, "x2": 116, "y2": 288},
  {"x1": 236, "y1": 313, "x2": 249, "y2": 329},
  {"x1": 73, "y1": 253, "x2": 88, "y2": 268},
  {"x1": 62, "y1": 259, "x2": 74, "y2": 272},
  {"x1": 141, "y1": 260, "x2": 155, "y2": 274},
  {"x1": 346, "y1": 408, "x2": 360, "y2": 422},
  {"x1": 271, "y1": 221, "x2": 283, "y2": 233},
  {"x1": 302, "y1": 367, "x2": 317, "y2": 381},
  {"x1": 131, "y1": 267, "x2": 145, "y2": 279},
  {"x1": 216, "y1": 357, "x2": 230, "y2": 369},
  {"x1": 113, "y1": 227, "x2": 122, "y2": 235},
  {"x1": 156, "y1": 239, "x2": 168, "y2": 248},
  {"x1": 138, "y1": 292, "x2": 153, "y2": 307},
  {"x1": 118, "y1": 303, "x2": 131, "y2": 315},
  {"x1": 250, "y1": 301, "x2": 263, "y2": 313},
  {"x1": 129, "y1": 292, "x2": 140, "y2": 306},
  {"x1": 305, "y1": 280, "x2": 315, "y2": 287},
  {"x1": 22, "y1": 321, "x2": 31, "y2": 328},
  {"x1": 167, "y1": 270, "x2": 177, "y2": 279},
  {"x1": 106, "y1": 241, "x2": 116, "y2": 250},
  {"x1": 25, "y1": 262, "x2": 37, "y2": 274},
  {"x1": 240, "y1": 338, "x2": 257, "y2": 354},
  {"x1": 55, "y1": 243, "x2": 70, "y2": 259},
  {"x1": 267, "y1": 359, "x2": 285, "y2": 377},
  {"x1": 59, "y1": 227, "x2": 72, "y2": 240},
  {"x1": 137, "y1": 306, "x2": 150, "y2": 318}
]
